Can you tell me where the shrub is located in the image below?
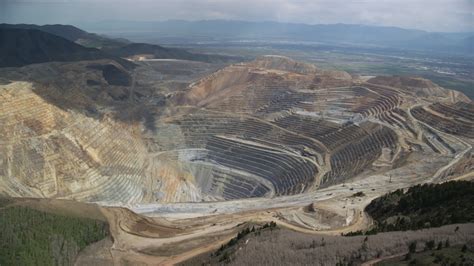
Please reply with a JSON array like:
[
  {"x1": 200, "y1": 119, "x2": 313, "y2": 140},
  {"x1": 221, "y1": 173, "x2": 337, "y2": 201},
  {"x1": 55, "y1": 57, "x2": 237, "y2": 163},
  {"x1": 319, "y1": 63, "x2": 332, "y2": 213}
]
[
  {"x1": 409, "y1": 241, "x2": 417, "y2": 253},
  {"x1": 437, "y1": 242, "x2": 443, "y2": 250},
  {"x1": 404, "y1": 253, "x2": 412, "y2": 261},
  {"x1": 425, "y1": 240, "x2": 435, "y2": 250}
]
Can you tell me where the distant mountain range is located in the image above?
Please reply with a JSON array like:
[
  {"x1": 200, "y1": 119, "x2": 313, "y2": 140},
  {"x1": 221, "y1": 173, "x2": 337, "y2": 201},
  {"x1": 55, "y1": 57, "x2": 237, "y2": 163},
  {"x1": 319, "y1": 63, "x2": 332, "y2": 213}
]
[
  {"x1": 0, "y1": 24, "x2": 237, "y2": 68},
  {"x1": 81, "y1": 20, "x2": 473, "y2": 55}
]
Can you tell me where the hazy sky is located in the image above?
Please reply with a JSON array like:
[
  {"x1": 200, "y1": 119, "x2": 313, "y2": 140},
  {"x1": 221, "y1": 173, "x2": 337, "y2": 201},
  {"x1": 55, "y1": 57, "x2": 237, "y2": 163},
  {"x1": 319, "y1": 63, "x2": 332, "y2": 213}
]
[{"x1": 1, "y1": 0, "x2": 473, "y2": 32}]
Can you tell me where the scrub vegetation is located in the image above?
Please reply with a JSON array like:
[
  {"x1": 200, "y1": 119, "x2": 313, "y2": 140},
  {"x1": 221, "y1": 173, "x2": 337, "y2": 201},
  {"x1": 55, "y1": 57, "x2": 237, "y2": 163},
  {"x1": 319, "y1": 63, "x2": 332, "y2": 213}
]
[{"x1": 0, "y1": 203, "x2": 109, "y2": 266}]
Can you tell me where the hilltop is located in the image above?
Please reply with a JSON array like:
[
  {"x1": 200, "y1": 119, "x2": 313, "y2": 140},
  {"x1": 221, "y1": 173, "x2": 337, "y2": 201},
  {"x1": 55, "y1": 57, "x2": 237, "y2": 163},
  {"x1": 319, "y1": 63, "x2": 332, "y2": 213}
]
[
  {"x1": 0, "y1": 23, "x2": 128, "y2": 49},
  {"x1": 0, "y1": 28, "x2": 127, "y2": 68},
  {"x1": 0, "y1": 24, "x2": 238, "y2": 68}
]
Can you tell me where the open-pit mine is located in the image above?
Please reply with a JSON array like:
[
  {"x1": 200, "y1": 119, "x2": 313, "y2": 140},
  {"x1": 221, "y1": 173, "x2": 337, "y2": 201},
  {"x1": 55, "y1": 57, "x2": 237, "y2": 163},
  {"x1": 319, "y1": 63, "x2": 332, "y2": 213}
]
[{"x1": 1, "y1": 55, "x2": 473, "y2": 264}]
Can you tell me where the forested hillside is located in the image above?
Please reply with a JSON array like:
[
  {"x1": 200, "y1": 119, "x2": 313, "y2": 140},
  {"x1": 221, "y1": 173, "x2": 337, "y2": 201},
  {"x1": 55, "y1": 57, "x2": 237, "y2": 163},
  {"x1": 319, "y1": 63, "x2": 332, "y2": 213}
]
[
  {"x1": 365, "y1": 181, "x2": 474, "y2": 233},
  {"x1": 0, "y1": 202, "x2": 109, "y2": 265}
]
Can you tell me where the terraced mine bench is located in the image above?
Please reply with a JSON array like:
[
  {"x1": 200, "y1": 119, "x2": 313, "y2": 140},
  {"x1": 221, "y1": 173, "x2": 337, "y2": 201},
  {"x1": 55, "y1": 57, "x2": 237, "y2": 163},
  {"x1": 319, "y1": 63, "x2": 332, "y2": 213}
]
[
  {"x1": 411, "y1": 106, "x2": 474, "y2": 138},
  {"x1": 204, "y1": 135, "x2": 318, "y2": 195}
]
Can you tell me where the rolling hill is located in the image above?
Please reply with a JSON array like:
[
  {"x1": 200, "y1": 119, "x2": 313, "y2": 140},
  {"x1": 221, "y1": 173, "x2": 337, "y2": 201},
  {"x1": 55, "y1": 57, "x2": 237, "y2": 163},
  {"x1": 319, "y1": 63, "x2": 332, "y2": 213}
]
[
  {"x1": 0, "y1": 28, "x2": 125, "y2": 68},
  {"x1": 0, "y1": 23, "x2": 128, "y2": 49},
  {"x1": 0, "y1": 24, "x2": 239, "y2": 65}
]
